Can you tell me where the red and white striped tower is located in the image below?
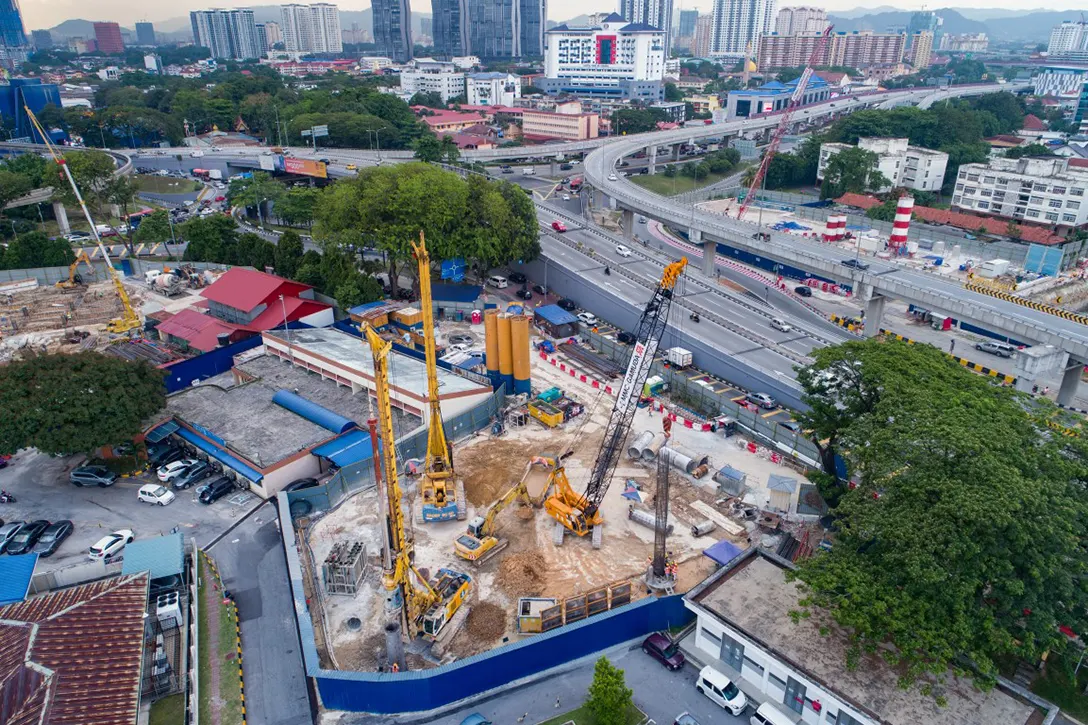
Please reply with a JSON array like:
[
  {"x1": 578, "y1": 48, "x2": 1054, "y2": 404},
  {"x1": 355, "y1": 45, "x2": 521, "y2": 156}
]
[
  {"x1": 888, "y1": 196, "x2": 914, "y2": 253},
  {"x1": 833, "y1": 214, "x2": 848, "y2": 241}
]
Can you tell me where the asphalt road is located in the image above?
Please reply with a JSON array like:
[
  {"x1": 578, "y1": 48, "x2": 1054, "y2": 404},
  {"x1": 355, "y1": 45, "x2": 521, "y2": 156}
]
[
  {"x1": 342, "y1": 643, "x2": 746, "y2": 725},
  {"x1": 208, "y1": 502, "x2": 313, "y2": 725}
]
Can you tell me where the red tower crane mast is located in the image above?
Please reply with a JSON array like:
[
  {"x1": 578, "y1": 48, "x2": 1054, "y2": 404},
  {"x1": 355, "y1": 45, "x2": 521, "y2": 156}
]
[{"x1": 737, "y1": 25, "x2": 834, "y2": 222}]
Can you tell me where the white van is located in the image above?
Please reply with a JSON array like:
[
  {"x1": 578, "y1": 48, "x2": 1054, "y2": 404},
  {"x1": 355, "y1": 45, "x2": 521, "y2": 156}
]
[
  {"x1": 696, "y1": 665, "x2": 748, "y2": 716},
  {"x1": 487, "y1": 275, "x2": 509, "y2": 289},
  {"x1": 750, "y1": 702, "x2": 795, "y2": 725},
  {"x1": 770, "y1": 318, "x2": 792, "y2": 333},
  {"x1": 522, "y1": 167, "x2": 536, "y2": 176}
]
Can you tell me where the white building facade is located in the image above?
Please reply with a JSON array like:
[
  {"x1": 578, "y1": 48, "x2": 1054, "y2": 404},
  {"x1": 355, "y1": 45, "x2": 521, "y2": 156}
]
[
  {"x1": 541, "y1": 13, "x2": 666, "y2": 101},
  {"x1": 190, "y1": 9, "x2": 262, "y2": 60},
  {"x1": 954, "y1": 157, "x2": 1088, "y2": 228},
  {"x1": 774, "y1": 6, "x2": 827, "y2": 36},
  {"x1": 280, "y1": 3, "x2": 343, "y2": 54},
  {"x1": 711, "y1": 0, "x2": 776, "y2": 57},
  {"x1": 620, "y1": 0, "x2": 674, "y2": 54},
  {"x1": 466, "y1": 72, "x2": 521, "y2": 105},
  {"x1": 818, "y1": 137, "x2": 948, "y2": 193},
  {"x1": 1049, "y1": 21, "x2": 1088, "y2": 56},
  {"x1": 400, "y1": 59, "x2": 467, "y2": 101},
  {"x1": 1035, "y1": 65, "x2": 1088, "y2": 99}
]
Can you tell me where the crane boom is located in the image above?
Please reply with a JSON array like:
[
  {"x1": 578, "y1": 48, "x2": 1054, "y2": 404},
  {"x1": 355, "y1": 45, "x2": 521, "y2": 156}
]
[
  {"x1": 545, "y1": 258, "x2": 687, "y2": 544},
  {"x1": 412, "y1": 232, "x2": 462, "y2": 522},
  {"x1": 24, "y1": 106, "x2": 141, "y2": 334},
  {"x1": 737, "y1": 25, "x2": 833, "y2": 222}
]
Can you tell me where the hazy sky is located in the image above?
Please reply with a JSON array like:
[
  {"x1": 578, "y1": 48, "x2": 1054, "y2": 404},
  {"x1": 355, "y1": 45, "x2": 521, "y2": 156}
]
[{"x1": 22, "y1": 0, "x2": 1088, "y2": 34}]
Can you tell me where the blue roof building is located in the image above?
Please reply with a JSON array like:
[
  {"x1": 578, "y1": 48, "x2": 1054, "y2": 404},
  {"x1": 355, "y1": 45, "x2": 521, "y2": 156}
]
[{"x1": 725, "y1": 76, "x2": 831, "y2": 120}]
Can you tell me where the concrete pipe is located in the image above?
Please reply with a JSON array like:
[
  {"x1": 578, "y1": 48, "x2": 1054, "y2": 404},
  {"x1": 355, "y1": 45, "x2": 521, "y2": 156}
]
[
  {"x1": 691, "y1": 520, "x2": 716, "y2": 537},
  {"x1": 659, "y1": 446, "x2": 696, "y2": 474},
  {"x1": 641, "y1": 434, "x2": 666, "y2": 462},
  {"x1": 628, "y1": 431, "x2": 654, "y2": 460},
  {"x1": 628, "y1": 506, "x2": 673, "y2": 535}
]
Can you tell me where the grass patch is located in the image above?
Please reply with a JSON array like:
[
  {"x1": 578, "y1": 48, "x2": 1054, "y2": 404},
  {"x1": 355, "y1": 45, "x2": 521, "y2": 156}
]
[
  {"x1": 148, "y1": 693, "x2": 185, "y2": 725},
  {"x1": 1030, "y1": 658, "x2": 1088, "y2": 722},
  {"x1": 136, "y1": 175, "x2": 202, "y2": 195},
  {"x1": 536, "y1": 704, "x2": 645, "y2": 725},
  {"x1": 630, "y1": 170, "x2": 735, "y2": 196},
  {"x1": 198, "y1": 555, "x2": 244, "y2": 725}
]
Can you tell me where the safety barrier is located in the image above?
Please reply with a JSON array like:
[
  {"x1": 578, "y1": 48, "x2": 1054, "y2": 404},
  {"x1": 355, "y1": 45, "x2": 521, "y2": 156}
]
[
  {"x1": 877, "y1": 329, "x2": 1017, "y2": 385},
  {"x1": 830, "y1": 314, "x2": 863, "y2": 334},
  {"x1": 199, "y1": 550, "x2": 246, "y2": 724},
  {"x1": 965, "y1": 283, "x2": 1088, "y2": 326}
]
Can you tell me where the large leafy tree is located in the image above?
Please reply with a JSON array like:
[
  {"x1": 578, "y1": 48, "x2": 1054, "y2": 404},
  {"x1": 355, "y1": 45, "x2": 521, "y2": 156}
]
[
  {"x1": 275, "y1": 186, "x2": 319, "y2": 228},
  {"x1": 585, "y1": 657, "x2": 633, "y2": 725},
  {"x1": 0, "y1": 353, "x2": 166, "y2": 455},
  {"x1": 275, "y1": 230, "x2": 305, "y2": 278},
  {"x1": 794, "y1": 338, "x2": 1088, "y2": 694},
  {"x1": 820, "y1": 147, "x2": 888, "y2": 199},
  {"x1": 134, "y1": 209, "x2": 173, "y2": 245},
  {"x1": 1, "y1": 231, "x2": 75, "y2": 270},
  {"x1": 51, "y1": 150, "x2": 115, "y2": 214}
]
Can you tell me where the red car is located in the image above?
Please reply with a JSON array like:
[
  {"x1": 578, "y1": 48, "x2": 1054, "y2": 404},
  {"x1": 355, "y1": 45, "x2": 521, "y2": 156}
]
[
  {"x1": 551, "y1": 220, "x2": 567, "y2": 232},
  {"x1": 215, "y1": 195, "x2": 226, "y2": 202},
  {"x1": 641, "y1": 632, "x2": 685, "y2": 671}
]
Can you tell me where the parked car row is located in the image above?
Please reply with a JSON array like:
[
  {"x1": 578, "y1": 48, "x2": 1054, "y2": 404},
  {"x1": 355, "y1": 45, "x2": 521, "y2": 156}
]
[
  {"x1": 0, "y1": 519, "x2": 73, "y2": 557},
  {"x1": 151, "y1": 442, "x2": 243, "y2": 504}
]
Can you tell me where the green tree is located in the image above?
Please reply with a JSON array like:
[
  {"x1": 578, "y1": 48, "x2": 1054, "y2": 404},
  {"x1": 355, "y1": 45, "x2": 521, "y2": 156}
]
[
  {"x1": 611, "y1": 107, "x2": 668, "y2": 135},
  {"x1": 1006, "y1": 221, "x2": 1022, "y2": 240},
  {"x1": 52, "y1": 150, "x2": 115, "y2": 213},
  {"x1": 276, "y1": 230, "x2": 305, "y2": 278},
  {"x1": 276, "y1": 186, "x2": 319, "y2": 228},
  {"x1": 776, "y1": 67, "x2": 804, "y2": 84},
  {"x1": 0, "y1": 353, "x2": 166, "y2": 455},
  {"x1": 134, "y1": 209, "x2": 173, "y2": 244},
  {"x1": 2, "y1": 153, "x2": 49, "y2": 187},
  {"x1": 0, "y1": 170, "x2": 33, "y2": 208},
  {"x1": 413, "y1": 134, "x2": 461, "y2": 164},
  {"x1": 663, "y1": 164, "x2": 677, "y2": 178},
  {"x1": 1, "y1": 231, "x2": 75, "y2": 269},
  {"x1": 664, "y1": 82, "x2": 684, "y2": 102},
  {"x1": 820, "y1": 147, "x2": 888, "y2": 199},
  {"x1": 409, "y1": 91, "x2": 446, "y2": 108},
  {"x1": 228, "y1": 172, "x2": 284, "y2": 225},
  {"x1": 865, "y1": 198, "x2": 898, "y2": 222},
  {"x1": 585, "y1": 657, "x2": 633, "y2": 725},
  {"x1": 183, "y1": 214, "x2": 239, "y2": 263},
  {"x1": 1004, "y1": 143, "x2": 1055, "y2": 160},
  {"x1": 794, "y1": 338, "x2": 1088, "y2": 693}
]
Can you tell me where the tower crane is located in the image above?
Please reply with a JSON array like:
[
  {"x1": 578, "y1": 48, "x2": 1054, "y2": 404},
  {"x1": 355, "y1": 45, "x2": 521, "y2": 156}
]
[
  {"x1": 412, "y1": 232, "x2": 465, "y2": 522},
  {"x1": 364, "y1": 324, "x2": 472, "y2": 641},
  {"x1": 737, "y1": 25, "x2": 833, "y2": 222},
  {"x1": 544, "y1": 258, "x2": 687, "y2": 548},
  {"x1": 24, "y1": 106, "x2": 141, "y2": 334}
]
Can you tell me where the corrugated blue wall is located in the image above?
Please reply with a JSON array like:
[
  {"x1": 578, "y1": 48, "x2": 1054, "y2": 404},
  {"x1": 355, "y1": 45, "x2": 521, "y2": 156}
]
[
  {"x1": 313, "y1": 594, "x2": 693, "y2": 713},
  {"x1": 163, "y1": 336, "x2": 263, "y2": 393}
]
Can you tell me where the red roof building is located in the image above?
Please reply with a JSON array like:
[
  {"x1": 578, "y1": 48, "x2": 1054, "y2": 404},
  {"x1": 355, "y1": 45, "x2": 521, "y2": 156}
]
[
  {"x1": 1021, "y1": 114, "x2": 1049, "y2": 132},
  {"x1": 411, "y1": 107, "x2": 492, "y2": 134},
  {"x1": 200, "y1": 267, "x2": 329, "y2": 327},
  {"x1": 0, "y1": 573, "x2": 150, "y2": 725},
  {"x1": 155, "y1": 308, "x2": 253, "y2": 353}
]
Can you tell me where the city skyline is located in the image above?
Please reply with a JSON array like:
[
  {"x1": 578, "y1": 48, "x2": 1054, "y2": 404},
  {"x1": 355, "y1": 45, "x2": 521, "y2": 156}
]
[{"x1": 21, "y1": 0, "x2": 1088, "y2": 34}]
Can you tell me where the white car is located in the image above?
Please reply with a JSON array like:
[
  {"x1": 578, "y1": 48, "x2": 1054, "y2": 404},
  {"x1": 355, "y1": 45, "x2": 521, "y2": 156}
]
[
  {"x1": 562, "y1": 194, "x2": 571, "y2": 201},
  {"x1": 158, "y1": 459, "x2": 197, "y2": 482},
  {"x1": 615, "y1": 244, "x2": 632, "y2": 257},
  {"x1": 138, "y1": 484, "x2": 176, "y2": 506},
  {"x1": 577, "y1": 311, "x2": 599, "y2": 326},
  {"x1": 608, "y1": 173, "x2": 618, "y2": 181},
  {"x1": 88, "y1": 529, "x2": 135, "y2": 561},
  {"x1": 770, "y1": 318, "x2": 792, "y2": 333}
]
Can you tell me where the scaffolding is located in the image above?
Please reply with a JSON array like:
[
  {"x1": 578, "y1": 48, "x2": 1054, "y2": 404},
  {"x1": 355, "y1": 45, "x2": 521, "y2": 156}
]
[{"x1": 322, "y1": 541, "x2": 367, "y2": 596}]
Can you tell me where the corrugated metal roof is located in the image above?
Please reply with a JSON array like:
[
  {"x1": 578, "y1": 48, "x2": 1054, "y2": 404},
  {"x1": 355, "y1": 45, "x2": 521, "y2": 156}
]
[
  {"x1": 312, "y1": 429, "x2": 377, "y2": 467},
  {"x1": 200, "y1": 267, "x2": 312, "y2": 313},
  {"x1": 0, "y1": 572, "x2": 149, "y2": 725},
  {"x1": 535, "y1": 304, "x2": 579, "y2": 326},
  {"x1": 145, "y1": 420, "x2": 179, "y2": 444},
  {"x1": 175, "y1": 427, "x2": 264, "y2": 482},
  {"x1": 0, "y1": 553, "x2": 36, "y2": 605},
  {"x1": 121, "y1": 532, "x2": 185, "y2": 580},
  {"x1": 154, "y1": 308, "x2": 246, "y2": 352}
]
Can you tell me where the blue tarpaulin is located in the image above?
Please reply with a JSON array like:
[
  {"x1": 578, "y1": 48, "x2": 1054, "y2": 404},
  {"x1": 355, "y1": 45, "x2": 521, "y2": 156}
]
[
  {"x1": 312, "y1": 430, "x2": 378, "y2": 467},
  {"x1": 145, "y1": 420, "x2": 179, "y2": 443},
  {"x1": 175, "y1": 427, "x2": 264, "y2": 483},
  {"x1": 703, "y1": 540, "x2": 744, "y2": 566},
  {"x1": 0, "y1": 554, "x2": 37, "y2": 605},
  {"x1": 534, "y1": 304, "x2": 578, "y2": 326},
  {"x1": 272, "y1": 390, "x2": 356, "y2": 434}
]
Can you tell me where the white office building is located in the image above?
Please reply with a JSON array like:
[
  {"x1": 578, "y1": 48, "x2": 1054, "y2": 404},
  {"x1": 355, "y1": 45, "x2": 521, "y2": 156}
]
[
  {"x1": 711, "y1": 0, "x2": 776, "y2": 56},
  {"x1": 400, "y1": 58, "x2": 466, "y2": 102},
  {"x1": 954, "y1": 157, "x2": 1088, "y2": 229},
  {"x1": 541, "y1": 13, "x2": 666, "y2": 101},
  {"x1": 466, "y1": 72, "x2": 521, "y2": 105},
  {"x1": 818, "y1": 138, "x2": 948, "y2": 193},
  {"x1": 774, "y1": 6, "x2": 827, "y2": 36},
  {"x1": 1035, "y1": 65, "x2": 1088, "y2": 99},
  {"x1": 1049, "y1": 20, "x2": 1088, "y2": 56},
  {"x1": 620, "y1": 0, "x2": 674, "y2": 54},
  {"x1": 280, "y1": 3, "x2": 342, "y2": 53},
  {"x1": 190, "y1": 9, "x2": 262, "y2": 60}
]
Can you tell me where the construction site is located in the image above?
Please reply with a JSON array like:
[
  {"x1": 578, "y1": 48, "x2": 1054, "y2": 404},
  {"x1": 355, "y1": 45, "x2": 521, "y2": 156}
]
[{"x1": 298, "y1": 246, "x2": 826, "y2": 674}]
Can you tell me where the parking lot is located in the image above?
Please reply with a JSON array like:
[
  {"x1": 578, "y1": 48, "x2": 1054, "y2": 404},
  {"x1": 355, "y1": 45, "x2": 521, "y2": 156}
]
[{"x1": 0, "y1": 449, "x2": 260, "y2": 573}]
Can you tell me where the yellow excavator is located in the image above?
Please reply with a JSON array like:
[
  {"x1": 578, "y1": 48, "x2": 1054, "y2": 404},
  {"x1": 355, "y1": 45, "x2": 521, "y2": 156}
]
[
  {"x1": 365, "y1": 324, "x2": 471, "y2": 640},
  {"x1": 55, "y1": 249, "x2": 96, "y2": 290},
  {"x1": 25, "y1": 106, "x2": 141, "y2": 335},
  {"x1": 412, "y1": 232, "x2": 465, "y2": 523},
  {"x1": 544, "y1": 260, "x2": 686, "y2": 549}
]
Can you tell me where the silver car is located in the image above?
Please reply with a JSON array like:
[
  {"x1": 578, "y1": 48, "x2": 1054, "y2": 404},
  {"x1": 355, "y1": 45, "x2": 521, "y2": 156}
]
[{"x1": 746, "y1": 392, "x2": 777, "y2": 409}]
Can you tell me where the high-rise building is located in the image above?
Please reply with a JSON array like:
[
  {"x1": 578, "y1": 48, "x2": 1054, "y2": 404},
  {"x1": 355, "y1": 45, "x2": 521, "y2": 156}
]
[
  {"x1": 908, "y1": 30, "x2": 932, "y2": 69},
  {"x1": 135, "y1": 21, "x2": 156, "y2": 45},
  {"x1": 468, "y1": 0, "x2": 519, "y2": 58},
  {"x1": 0, "y1": 0, "x2": 28, "y2": 70},
  {"x1": 432, "y1": 0, "x2": 469, "y2": 58},
  {"x1": 757, "y1": 30, "x2": 906, "y2": 71},
  {"x1": 190, "y1": 9, "x2": 261, "y2": 60},
  {"x1": 692, "y1": 14, "x2": 713, "y2": 56},
  {"x1": 620, "y1": 0, "x2": 672, "y2": 54},
  {"x1": 542, "y1": 13, "x2": 666, "y2": 101},
  {"x1": 280, "y1": 4, "x2": 342, "y2": 54},
  {"x1": 93, "y1": 22, "x2": 124, "y2": 54},
  {"x1": 373, "y1": 0, "x2": 413, "y2": 62},
  {"x1": 774, "y1": 6, "x2": 826, "y2": 35},
  {"x1": 907, "y1": 9, "x2": 939, "y2": 47},
  {"x1": 264, "y1": 20, "x2": 283, "y2": 46},
  {"x1": 255, "y1": 23, "x2": 269, "y2": 52},
  {"x1": 1049, "y1": 21, "x2": 1088, "y2": 56},
  {"x1": 421, "y1": 17, "x2": 433, "y2": 36},
  {"x1": 678, "y1": 9, "x2": 697, "y2": 37},
  {"x1": 30, "y1": 29, "x2": 51, "y2": 49},
  {"x1": 1076, "y1": 81, "x2": 1088, "y2": 133},
  {"x1": 520, "y1": 0, "x2": 546, "y2": 57},
  {"x1": 938, "y1": 32, "x2": 987, "y2": 52},
  {"x1": 711, "y1": 0, "x2": 775, "y2": 56}
]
